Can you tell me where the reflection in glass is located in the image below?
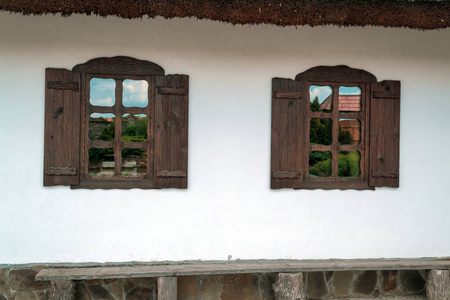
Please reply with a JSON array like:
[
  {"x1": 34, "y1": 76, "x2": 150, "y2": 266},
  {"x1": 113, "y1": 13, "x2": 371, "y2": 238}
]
[
  {"x1": 123, "y1": 80, "x2": 149, "y2": 108},
  {"x1": 89, "y1": 113, "x2": 115, "y2": 141},
  {"x1": 121, "y1": 114, "x2": 148, "y2": 142},
  {"x1": 89, "y1": 148, "x2": 114, "y2": 177},
  {"x1": 309, "y1": 151, "x2": 332, "y2": 177},
  {"x1": 339, "y1": 119, "x2": 361, "y2": 145},
  {"x1": 310, "y1": 85, "x2": 333, "y2": 112},
  {"x1": 310, "y1": 118, "x2": 332, "y2": 145},
  {"x1": 338, "y1": 86, "x2": 361, "y2": 112},
  {"x1": 90, "y1": 78, "x2": 116, "y2": 107},
  {"x1": 121, "y1": 149, "x2": 147, "y2": 176},
  {"x1": 338, "y1": 151, "x2": 361, "y2": 178}
]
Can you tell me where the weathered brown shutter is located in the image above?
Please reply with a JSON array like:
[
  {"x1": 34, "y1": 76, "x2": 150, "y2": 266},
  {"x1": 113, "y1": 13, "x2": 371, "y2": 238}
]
[
  {"x1": 271, "y1": 78, "x2": 305, "y2": 189},
  {"x1": 155, "y1": 75, "x2": 189, "y2": 188},
  {"x1": 369, "y1": 80, "x2": 401, "y2": 187},
  {"x1": 43, "y1": 68, "x2": 81, "y2": 186}
]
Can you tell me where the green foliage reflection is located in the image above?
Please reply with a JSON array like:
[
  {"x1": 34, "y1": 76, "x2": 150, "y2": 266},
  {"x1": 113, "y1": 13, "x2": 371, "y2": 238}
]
[{"x1": 338, "y1": 151, "x2": 360, "y2": 177}]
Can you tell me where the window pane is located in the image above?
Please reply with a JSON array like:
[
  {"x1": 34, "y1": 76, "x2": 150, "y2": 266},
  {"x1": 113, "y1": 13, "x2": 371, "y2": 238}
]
[
  {"x1": 121, "y1": 114, "x2": 148, "y2": 142},
  {"x1": 310, "y1": 118, "x2": 332, "y2": 145},
  {"x1": 121, "y1": 149, "x2": 147, "y2": 176},
  {"x1": 123, "y1": 80, "x2": 148, "y2": 108},
  {"x1": 339, "y1": 119, "x2": 361, "y2": 145},
  {"x1": 88, "y1": 148, "x2": 114, "y2": 177},
  {"x1": 339, "y1": 86, "x2": 361, "y2": 112},
  {"x1": 309, "y1": 151, "x2": 332, "y2": 177},
  {"x1": 89, "y1": 78, "x2": 116, "y2": 107},
  {"x1": 89, "y1": 113, "x2": 115, "y2": 141},
  {"x1": 338, "y1": 151, "x2": 361, "y2": 178},
  {"x1": 310, "y1": 85, "x2": 333, "y2": 112}
]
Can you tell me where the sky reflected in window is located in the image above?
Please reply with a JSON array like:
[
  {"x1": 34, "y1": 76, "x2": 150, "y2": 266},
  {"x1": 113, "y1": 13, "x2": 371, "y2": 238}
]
[
  {"x1": 123, "y1": 80, "x2": 148, "y2": 108},
  {"x1": 90, "y1": 78, "x2": 115, "y2": 107}
]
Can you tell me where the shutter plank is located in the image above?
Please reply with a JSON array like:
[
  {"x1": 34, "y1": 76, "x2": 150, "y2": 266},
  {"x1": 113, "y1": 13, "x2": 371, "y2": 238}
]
[
  {"x1": 369, "y1": 80, "x2": 400, "y2": 187},
  {"x1": 44, "y1": 68, "x2": 80, "y2": 186},
  {"x1": 155, "y1": 75, "x2": 189, "y2": 188},
  {"x1": 271, "y1": 78, "x2": 305, "y2": 189}
]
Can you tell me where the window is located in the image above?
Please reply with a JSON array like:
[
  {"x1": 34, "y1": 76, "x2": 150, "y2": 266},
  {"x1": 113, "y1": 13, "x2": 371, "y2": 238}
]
[
  {"x1": 44, "y1": 57, "x2": 189, "y2": 189},
  {"x1": 271, "y1": 65, "x2": 400, "y2": 190}
]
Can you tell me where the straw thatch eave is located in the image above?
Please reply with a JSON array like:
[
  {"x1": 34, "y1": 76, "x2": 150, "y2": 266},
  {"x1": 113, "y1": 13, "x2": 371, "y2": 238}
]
[{"x1": 1, "y1": 0, "x2": 449, "y2": 30}]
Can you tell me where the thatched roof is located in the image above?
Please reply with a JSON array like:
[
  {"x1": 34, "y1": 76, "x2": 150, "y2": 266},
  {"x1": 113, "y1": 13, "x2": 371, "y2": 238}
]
[{"x1": 1, "y1": 0, "x2": 449, "y2": 30}]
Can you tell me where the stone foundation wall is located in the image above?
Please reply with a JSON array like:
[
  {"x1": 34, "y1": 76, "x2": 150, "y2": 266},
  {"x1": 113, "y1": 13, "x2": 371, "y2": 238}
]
[{"x1": 0, "y1": 266, "x2": 426, "y2": 299}]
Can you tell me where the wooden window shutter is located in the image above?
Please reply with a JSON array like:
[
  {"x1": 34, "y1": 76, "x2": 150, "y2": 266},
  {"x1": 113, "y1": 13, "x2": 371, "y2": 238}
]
[
  {"x1": 369, "y1": 80, "x2": 401, "y2": 187},
  {"x1": 155, "y1": 75, "x2": 189, "y2": 188},
  {"x1": 43, "y1": 68, "x2": 81, "y2": 186},
  {"x1": 271, "y1": 78, "x2": 305, "y2": 189}
]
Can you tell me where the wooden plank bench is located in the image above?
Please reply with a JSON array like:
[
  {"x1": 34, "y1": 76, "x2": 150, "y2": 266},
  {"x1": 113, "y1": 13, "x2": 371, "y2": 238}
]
[{"x1": 36, "y1": 259, "x2": 450, "y2": 300}]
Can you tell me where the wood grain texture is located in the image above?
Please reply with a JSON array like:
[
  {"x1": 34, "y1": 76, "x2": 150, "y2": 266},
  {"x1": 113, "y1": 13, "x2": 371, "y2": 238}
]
[
  {"x1": 369, "y1": 80, "x2": 401, "y2": 187},
  {"x1": 271, "y1": 78, "x2": 305, "y2": 189},
  {"x1": 35, "y1": 259, "x2": 450, "y2": 281},
  {"x1": 44, "y1": 68, "x2": 80, "y2": 186},
  {"x1": 295, "y1": 65, "x2": 377, "y2": 83},
  {"x1": 157, "y1": 277, "x2": 177, "y2": 300},
  {"x1": 373, "y1": 91, "x2": 401, "y2": 99},
  {"x1": 274, "y1": 91, "x2": 303, "y2": 99},
  {"x1": 426, "y1": 270, "x2": 450, "y2": 300},
  {"x1": 272, "y1": 171, "x2": 301, "y2": 179},
  {"x1": 48, "y1": 280, "x2": 75, "y2": 300},
  {"x1": 155, "y1": 75, "x2": 189, "y2": 189},
  {"x1": 157, "y1": 87, "x2": 188, "y2": 96},
  {"x1": 273, "y1": 273, "x2": 306, "y2": 300},
  {"x1": 156, "y1": 170, "x2": 187, "y2": 178},
  {"x1": 371, "y1": 170, "x2": 399, "y2": 178},
  {"x1": 73, "y1": 180, "x2": 156, "y2": 189},
  {"x1": 73, "y1": 56, "x2": 165, "y2": 76},
  {"x1": 45, "y1": 167, "x2": 77, "y2": 176}
]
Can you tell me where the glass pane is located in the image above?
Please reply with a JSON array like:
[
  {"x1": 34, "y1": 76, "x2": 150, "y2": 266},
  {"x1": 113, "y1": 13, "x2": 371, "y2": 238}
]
[
  {"x1": 89, "y1": 78, "x2": 116, "y2": 107},
  {"x1": 309, "y1": 151, "x2": 332, "y2": 178},
  {"x1": 88, "y1": 148, "x2": 114, "y2": 177},
  {"x1": 339, "y1": 119, "x2": 361, "y2": 145},
  {"x1": 121, "y1": 149, "x2": 147, "y2": 176},
  {"x1": 310, "y1": 85, "x2": 333, "y2": 112},
  {"x1": 123, "y1": 80, "x2": 149, "y2": 108},
  {"x1": 89, "y1": 113, "x2": 115, "y2": 141},
  {"x1": 338, "y1": 86, "x2": 361, "y2": 112},
  {"x1": 338, "y1": 151, "x2": 361, "y2": 178},
  {"x1": 121, "y1": 114, "x2": 148, "y2": 142},
  {"x1": 310, "y1": 118, "x2": 332, "y2": 145}
]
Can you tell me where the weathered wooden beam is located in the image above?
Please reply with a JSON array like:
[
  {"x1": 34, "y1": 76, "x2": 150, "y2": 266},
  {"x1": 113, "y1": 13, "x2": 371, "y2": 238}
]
[
  {"x1": 273, "y1": 273, "x2": 305, "y2": 300},
  {"x1": 426, "y1": 270, "x2": 450, "y2": 300},
  {"x1": 36, "y1": 259, "x2": 450, "y2": 281},
  {"x1": 157, "y1": 277, "x2": 177, "y2": 300},
  {"x1": 48, "y1": 280, "x2": 75, "y2": 300}
]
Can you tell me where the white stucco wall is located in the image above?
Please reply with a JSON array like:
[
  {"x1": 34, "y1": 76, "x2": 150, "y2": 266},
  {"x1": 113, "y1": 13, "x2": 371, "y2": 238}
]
[{"x1": 0, "y1": 13, "x2": 449, "y2": 264}]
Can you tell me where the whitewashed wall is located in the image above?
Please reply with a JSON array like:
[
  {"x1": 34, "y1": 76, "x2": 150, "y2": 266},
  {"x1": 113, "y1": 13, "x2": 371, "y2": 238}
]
[{"x1": 0, "y1": 13, "x2": 449, "y2": 264}]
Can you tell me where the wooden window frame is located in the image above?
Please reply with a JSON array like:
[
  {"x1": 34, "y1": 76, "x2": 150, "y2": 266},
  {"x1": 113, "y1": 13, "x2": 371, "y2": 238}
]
[
  {"x1": 271, "y1": 65, "x2": 400, "y2": 190},
  {"x1": 79, "y1": 73, "x2": 155, "y2": 189},
  {"x1": 44, "y1": 56, "x2": 189, "y2": 189},
  {"x1": 303, "y1": 81, "x2": 370, "y2": 190}
]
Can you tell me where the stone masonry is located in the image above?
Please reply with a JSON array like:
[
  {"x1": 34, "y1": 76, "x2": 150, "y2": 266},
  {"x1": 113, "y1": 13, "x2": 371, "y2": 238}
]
[{"x1": 0, "y1": 266, "x2": 426, "y2": 299}]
